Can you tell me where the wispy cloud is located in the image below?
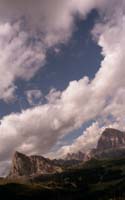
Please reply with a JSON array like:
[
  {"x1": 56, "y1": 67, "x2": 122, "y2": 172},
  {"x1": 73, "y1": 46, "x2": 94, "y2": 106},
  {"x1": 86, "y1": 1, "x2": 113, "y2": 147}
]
[{"x1": 26, "y1": 89, "x2": 43, "y2": 106}]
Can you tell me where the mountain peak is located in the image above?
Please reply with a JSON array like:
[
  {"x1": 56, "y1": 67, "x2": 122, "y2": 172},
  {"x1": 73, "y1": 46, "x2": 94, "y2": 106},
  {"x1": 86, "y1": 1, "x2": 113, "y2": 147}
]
[
  {"x1": 8, "y1": 152, "x2": 62, "y2": 178},
  {"x1": 13, "y1": 151, "x2": 28, "y2": 159},
  {"x1": 96, "y1": 128, "x2": 125, "y2": 151},
  {"x1": 102, "y1": 128, "x2": 124, "y2": 135},
  {"x1": 65, "y1": 128, "x2": 125, "y2": 162}
]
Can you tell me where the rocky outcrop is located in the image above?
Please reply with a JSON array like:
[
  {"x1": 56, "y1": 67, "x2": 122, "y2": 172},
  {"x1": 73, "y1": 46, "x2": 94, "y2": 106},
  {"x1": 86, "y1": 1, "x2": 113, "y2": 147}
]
[
  {"x1": 66, "y1": 151, "x2": 85, "y2": 161},
  {"x1": 92, "y1": 128, "x2": 125, "y2": 159},
  {"x1": 65, "y1": 128, "x2": 125, "y2": 162},
  {"x1": 8, "y1": 151, "x2": 62, "y2": 178},
  {"x1": 96, "y1": 128, "x2": 125, "y2": 151}
]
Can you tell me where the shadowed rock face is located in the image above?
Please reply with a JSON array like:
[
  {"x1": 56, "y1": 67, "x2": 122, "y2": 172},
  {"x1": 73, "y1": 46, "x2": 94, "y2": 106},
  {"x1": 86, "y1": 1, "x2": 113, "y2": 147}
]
[
  {"x1": 97, "y1": 128, "x2": 125, "y2": 152},
  {"x1": 8, "y1": 152, "x2": 62, "y2": 178},
  {"x1": 9, "y1": 152, "x2": 31, "y2": 177}
]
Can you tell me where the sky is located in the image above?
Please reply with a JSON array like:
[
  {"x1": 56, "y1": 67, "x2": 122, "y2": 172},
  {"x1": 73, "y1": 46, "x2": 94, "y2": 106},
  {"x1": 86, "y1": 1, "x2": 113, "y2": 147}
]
[{"x1": 0, "y1": 0, "x2": 125, "y2": 176}]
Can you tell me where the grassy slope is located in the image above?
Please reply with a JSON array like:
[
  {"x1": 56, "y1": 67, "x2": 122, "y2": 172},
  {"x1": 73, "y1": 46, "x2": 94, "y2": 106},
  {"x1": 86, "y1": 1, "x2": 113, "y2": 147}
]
[{"x1": 0, "y1": 158, "x2": 125, "y2": 200}]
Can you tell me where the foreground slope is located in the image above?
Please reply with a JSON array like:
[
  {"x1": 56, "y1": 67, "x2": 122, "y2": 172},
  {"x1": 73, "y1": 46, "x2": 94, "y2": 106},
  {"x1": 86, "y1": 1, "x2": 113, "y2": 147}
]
[{"x1": 0, "y1": 157, "x2": 125, "y2": 200}]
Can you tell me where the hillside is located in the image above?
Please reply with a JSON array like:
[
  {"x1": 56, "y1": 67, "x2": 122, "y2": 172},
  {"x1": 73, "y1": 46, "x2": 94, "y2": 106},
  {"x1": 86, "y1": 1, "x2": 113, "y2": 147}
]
[
  {"x1": 0, "y1": 158, "x2": 125, "y2": 200},
  {"x1": 0, "y1": 128, "x2": 125, "y2": 199}
]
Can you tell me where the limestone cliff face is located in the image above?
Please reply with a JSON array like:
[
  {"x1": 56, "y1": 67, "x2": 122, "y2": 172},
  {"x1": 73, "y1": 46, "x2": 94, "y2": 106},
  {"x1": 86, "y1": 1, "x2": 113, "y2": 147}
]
[
  {"x1": 9, "y1": 152, "x2": 62, "y2": 178},
  {"x1": 96, "y1": 128, "x2": 125, "y2": 152},
  {"x1": 65, "y1": 128, "x2": 125, "y2": 161},
  {"x1": 91, "y1": 128, "x2": 125, "y2": 160}
]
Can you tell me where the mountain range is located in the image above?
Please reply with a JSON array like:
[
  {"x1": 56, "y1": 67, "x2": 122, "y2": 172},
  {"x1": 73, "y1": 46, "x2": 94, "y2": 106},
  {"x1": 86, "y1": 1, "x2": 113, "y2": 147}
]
[
  {"x1": 0, "y1": 127, "x2": 125, "y2": 200},
  {"x1": 8, "y1": 128, "x2": 125, "y2": 179}
]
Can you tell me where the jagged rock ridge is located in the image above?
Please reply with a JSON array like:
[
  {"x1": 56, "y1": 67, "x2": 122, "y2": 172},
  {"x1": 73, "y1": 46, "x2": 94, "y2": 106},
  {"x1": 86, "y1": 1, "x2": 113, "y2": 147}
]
[{"x1": 9, "y1": 151, "x2": 62, "y2": 178}]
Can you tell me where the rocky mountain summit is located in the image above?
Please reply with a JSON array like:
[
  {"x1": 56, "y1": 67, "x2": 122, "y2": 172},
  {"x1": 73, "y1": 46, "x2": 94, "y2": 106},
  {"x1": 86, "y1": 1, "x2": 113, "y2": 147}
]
[
  {"x1": 8, "y1": 128, "x2": 125, "y2": 178},
  {"x1": 9, "y1": 151, "x2": 62, "y2": 178},
  {"x1": 91, "y1": 128, "x2": 125, "y2": 159},
  {"x1": 65, "y1": 128, "x2": 125, "y2": 161},
  {"x1": 97, "y1": 128, "x2": 125, "y2": 151}
]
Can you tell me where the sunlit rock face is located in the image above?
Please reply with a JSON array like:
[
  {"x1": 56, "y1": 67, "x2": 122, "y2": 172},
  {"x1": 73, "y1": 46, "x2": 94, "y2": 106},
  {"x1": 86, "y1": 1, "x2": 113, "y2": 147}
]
[
  {"x1": 91, "y1": 128, "x2": 125, "y2": 160},
  {"x1": 8, "y1": 151, "x2": 62, "y2": 178},
  {"x1": 65, "y1": 128, "x2": 125, "y2": 161},
  {"x1": 97, "y1": 128, "x2": 125, "y2": 152}
]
